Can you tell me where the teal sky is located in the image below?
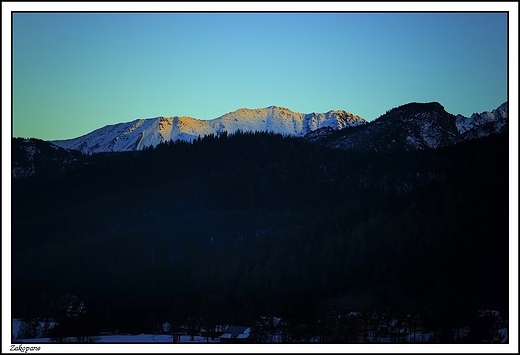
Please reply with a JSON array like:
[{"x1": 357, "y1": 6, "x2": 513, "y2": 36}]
[{"x1": 12, "y1": 11, "x2": 508, "y2": 140}]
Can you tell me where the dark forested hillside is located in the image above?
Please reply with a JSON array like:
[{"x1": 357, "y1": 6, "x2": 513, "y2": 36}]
[
  {"x1": 11, "y1": 131, "x2": 509, "y2": 336},
  {"x1": 12, "y1": 138, "x2": 84, "y2": 179}
]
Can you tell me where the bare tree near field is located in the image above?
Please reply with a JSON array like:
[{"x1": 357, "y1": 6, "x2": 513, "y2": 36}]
[
  {"x1": 41, "y1": 321, "x2": 52, "y2": 338},
  {"x1": 186, "y1": 317, "x2": 202, "y2": 341},
  {"x1": 254, "y1": 316, "x2": 275, "y2": 343}
]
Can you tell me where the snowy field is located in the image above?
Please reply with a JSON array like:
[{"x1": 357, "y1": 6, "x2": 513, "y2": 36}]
[
  {"x1": 12, "y1": 319, "x2": 218, "y2": 343},
  {"x1": 12, "y1": 319, "x2": 508, "y2": 344},
  {"x1": 16, "y1": 334, "x2": 219, "y2": 343}
]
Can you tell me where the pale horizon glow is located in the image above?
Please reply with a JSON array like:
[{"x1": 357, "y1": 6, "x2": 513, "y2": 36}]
[{"x1": 11, "y1": 10, "x2": 508, "y2": 141}]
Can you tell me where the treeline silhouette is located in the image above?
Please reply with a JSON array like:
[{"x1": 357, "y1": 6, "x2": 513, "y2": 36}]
[{"x1": 11, "y1": 131, "x2": 508, "y2": 337}]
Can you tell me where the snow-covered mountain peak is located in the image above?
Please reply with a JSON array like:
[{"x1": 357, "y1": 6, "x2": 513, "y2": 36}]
[
  {"x1": 51, "y1": 106, "x2": 367, "y2": 154},
  {"x1": 266, "y1": 105, "x2": 291, "y2": 111},
  {"x1": 456, "y1": 101, "x2": 508, "y2": 136}
]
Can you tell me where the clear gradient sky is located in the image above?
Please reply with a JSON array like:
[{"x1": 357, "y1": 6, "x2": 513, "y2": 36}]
[{"x1": 11, "y1": 10, "x2": 508, "y2": 140}]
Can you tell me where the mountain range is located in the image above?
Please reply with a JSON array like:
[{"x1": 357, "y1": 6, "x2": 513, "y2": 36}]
[
  {"x1": 49, "y1": 101, "x2": 508, "y2": 154},
  {"x1": 314, "y1": 101, "x2": 508, "y2": 151},
  {"x1": 12, "y1": 101, "x2": 508, "y2": 179},
  {"x1": 51, "y1": 106, "x2": 366, "y2": 154}
]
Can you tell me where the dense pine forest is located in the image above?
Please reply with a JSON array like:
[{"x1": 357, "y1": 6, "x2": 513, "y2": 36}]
[{"x1": 11, "y1": 131, "x2": 509, "y2": 339}]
